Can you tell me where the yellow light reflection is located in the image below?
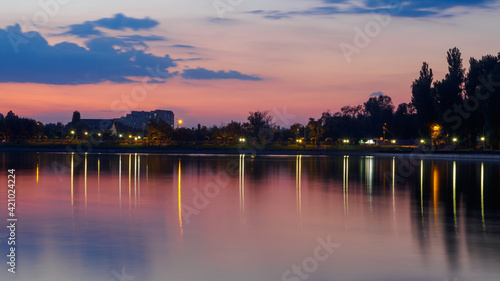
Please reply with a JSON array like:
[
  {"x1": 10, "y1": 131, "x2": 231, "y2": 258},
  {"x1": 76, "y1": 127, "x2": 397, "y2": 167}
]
[
  {"x1": 343, "y1": 155, "x2": 350, "y2": 217},
  {"x1": 134, "y1": 153, "x2": 137, "y2": 209},
  {"x1": 343, "y1": 156, "x2": 346, "y2": 216},
  {"x1": 481, "y1": 162, "x2": 485, "y2": 232},
  {"x1": 119, "y1": 155, "x2": 122, "y2": 209},
  {"x1": 85, "y1": 153, "x2": 88, "y2": 208},
  {"x1": 178, "y1": 159, "x2": 184, "y2": 245},
  {"x1": 420, "y1": 160, "x2": 424, "y2": 225},
  {"x1": 346, "y1": 156, "x2": 349, "y2": 216},
  {"x1": 138, "y1": 155, "x2": 141, "y2": 207},
  {"x1": 98, "y1": 156, "x2": 100, "y2": 202},
  {"x1": 296, "y1": 155, "x2": 303, "y2": 228},
  {"x1": 71, "y1": 153, "x2": 74, "y2": 207},
  {"x1": 36, "y1": 152, "x2": 39, "y2": 183},
  {"x1": 392, "y1": 157, "x2": 396, "y2": 222},
  {"x1": 453, "y1": 161, "x2": 457, "y2": 231},
  {"x1": 239, "y1": 154, "x2": 246, "y2": 225},
  {"x1": 433, "y1": 164, "x2": 439, "y2": 228},
  {"x1": 128, "y1": 154, "x2": 132, "y2": 210}
]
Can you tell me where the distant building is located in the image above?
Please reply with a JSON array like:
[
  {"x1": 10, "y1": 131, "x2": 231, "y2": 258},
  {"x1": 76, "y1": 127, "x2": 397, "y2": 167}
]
[
  {"x1": 117, "y1": 110, "x2": 174, "y2": 129},
  {"x1": 79, "y1": 119, "x2": 118, "y2": 135}
]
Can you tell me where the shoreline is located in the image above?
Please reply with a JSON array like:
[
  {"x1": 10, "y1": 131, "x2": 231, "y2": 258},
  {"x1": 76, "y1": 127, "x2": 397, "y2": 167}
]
[{"x1": 1, "y1": 144, "x2": 500, "y2": 160}]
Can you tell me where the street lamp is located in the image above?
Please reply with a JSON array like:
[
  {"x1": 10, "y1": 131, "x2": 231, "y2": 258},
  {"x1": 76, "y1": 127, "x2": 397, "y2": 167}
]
[
  {"x1": 119, "y1": 134, "x2": 123, "y2": 138},
  {"x1": 420, "y1": 139, "x2": 425, "y2": 144},
  {"x1": 71, "y1": 130, "x2": 75, "y2": 135},
  {"x1": 481, "y1": 137, "x2": 486, "y2": 150},
  {"x1": 177, "y1": 119, "x2": 183, "y2": 129},
  {"x1": 84, "y1": 132, "x2": 88, "y2": 136},
  {"x1": 97, "y1": 133, "x2": 101, "y2": 137},
  {"x1": 452, "y1": 138, "x2": 458, "y2": 142},
  {"x1": 129, "y1": 135, "x2": 133, "y2": 138},
  {"x1": 138, "y1": 136, "x2": 141, "y2": 140}
]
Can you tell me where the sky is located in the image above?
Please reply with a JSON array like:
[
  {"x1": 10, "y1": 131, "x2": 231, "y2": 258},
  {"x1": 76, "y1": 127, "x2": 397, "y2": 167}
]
[{"x1": 1, "y1": 0, "x2": 500, "y2": 127}]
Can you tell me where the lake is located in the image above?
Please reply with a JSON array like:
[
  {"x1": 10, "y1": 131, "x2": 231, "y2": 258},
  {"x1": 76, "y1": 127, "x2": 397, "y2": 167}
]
[{"x1": 0, "y1": 151, "x2": 499, "y2": 281}]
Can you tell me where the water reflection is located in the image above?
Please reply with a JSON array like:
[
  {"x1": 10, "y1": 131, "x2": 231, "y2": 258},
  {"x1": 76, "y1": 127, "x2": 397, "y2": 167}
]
[
  {"x1": 296, "y1": 155, "x2": 302, "y2": 228},
  {"x1": 0, "y1": 152, "x2": 499, "y2": 281},
  {"x1": 481, "y1": 162, "x2": 485, "y2": 232},
  {"x1": 178, "y1": 158, "x2": 183, "y2": 245},
  {"x1": 239, "y1": 154, "x2": 246, "y2": 225}
]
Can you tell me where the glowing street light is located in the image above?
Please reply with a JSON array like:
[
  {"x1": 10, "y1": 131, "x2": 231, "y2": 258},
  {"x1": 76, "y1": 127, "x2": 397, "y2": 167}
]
[
  {"x1": 480, "y1": 137, "x2": 485, "y2": 141},
  {"x1": 84, "y1": 132, "x2": 88, "y2": 135},
  {"x1": 71, "y1": 130, "x2": 75, "y2": 135},
  {"x1": 420, "y1": 139, "x2": 425, "y2": 144},
  {"x1": 129, "y1": 135, "x2": 133, "y2": 138},
  {"x1": 177, "y1": 119, "x2": 183, "y2": 129},
  {"x1": 137, "y1": 136, "x2": 141, "y2": 140},
  {"x1": 119, "y1": 134, "x2": 123, "y2": 138},
  {"x1": 452, "y1": 138, "x2": 458, "y2": 142},
  {"x1": 97, "y1": 133, "x2": 102, "y2": 137},
  {"x1": 391, "y1": 140, "x2": 396, "y2": 144}
]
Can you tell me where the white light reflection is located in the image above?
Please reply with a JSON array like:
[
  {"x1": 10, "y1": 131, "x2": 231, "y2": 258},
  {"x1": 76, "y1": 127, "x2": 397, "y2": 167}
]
[{"x1": 239, "y1": 154, "x2": 246, "y2": 225}]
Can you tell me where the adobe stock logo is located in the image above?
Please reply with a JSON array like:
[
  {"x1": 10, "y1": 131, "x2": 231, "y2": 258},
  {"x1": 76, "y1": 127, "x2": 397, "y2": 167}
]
[{"x1": 282, "y1": 235, "x2": 340, "y2": 281}]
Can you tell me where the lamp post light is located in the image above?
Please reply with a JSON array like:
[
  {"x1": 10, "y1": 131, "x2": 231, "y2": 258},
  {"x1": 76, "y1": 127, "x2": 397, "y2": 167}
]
[
  {"x1": 420, "y1": 139, "x2": 425, "y2": 144},
  {"x1": 177, "y1": 119, "x2": 183, "y2": 129},
  {"x1": 480, "y1": 136, "x2": 486, "y2": 150},
  {"x1": 452, "y1": 137, "x2": 458, "y2": 150}
]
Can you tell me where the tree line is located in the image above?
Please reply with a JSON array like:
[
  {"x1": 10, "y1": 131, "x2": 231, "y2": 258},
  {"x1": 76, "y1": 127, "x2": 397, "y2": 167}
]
[{"x1": 1, "y1": 47, "x2": 499, "y2": 149}]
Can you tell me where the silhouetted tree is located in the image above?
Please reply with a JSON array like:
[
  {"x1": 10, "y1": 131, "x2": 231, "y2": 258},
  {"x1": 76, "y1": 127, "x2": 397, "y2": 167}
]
[
  {"x1": 247, "y1": 111, "x2": 273, "y2": 143},
  {"x1": 434, "y1": 47, "x2": 465, "y2": 136},
  {"x1": 364, "y1": 95, "x2": 394, "y2": 138},
  {"x1": 411, "y1": 62, "x2": 435, "y2": 138}
]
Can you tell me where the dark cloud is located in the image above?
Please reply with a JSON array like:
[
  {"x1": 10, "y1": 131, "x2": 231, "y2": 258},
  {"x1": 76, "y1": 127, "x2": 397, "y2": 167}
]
[
  {"x1": 65, "y1": 22, "x2": 103, "y2": 37},
  {"x1": 370, "y1": 91, "x2": 384, "y2": 97},
  {"x1": 63, "y1": 14, "x2": 159, "y2": 38},
  {"x1": 170, "y1": 44, "x2": 195, "y2": 49},
  {"x1": 0, "y1": 24, "x2": 176, "y2": 85},
  {"x1": 93, "y1": 13, "x2": 158, "y2": 30},
  {"x1": 249, "y1": 0, "x2": 495, "y2": 19},
  {"x1": 181, "y1": 68, "x2": 263, "y2": 81},
  {"x1": 120, "y1": 35, "x2": 166, "y2": 42}
]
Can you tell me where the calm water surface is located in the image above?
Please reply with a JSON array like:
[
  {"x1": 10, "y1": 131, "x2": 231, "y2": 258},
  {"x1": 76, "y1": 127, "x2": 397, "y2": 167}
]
[{"x1": 0, "y1": 152, "x2": 500, "y2": 281}]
